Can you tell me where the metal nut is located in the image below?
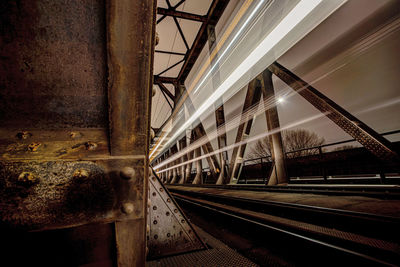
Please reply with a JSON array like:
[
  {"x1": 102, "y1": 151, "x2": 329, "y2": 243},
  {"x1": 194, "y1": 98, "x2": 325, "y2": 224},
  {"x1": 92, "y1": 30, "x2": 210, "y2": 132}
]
[
  {"x1": 121, "y1": 202, "x2": 134, "y2": 214},
  {"x1": 120, "y1": 167, "x2": 135, "y2": 180}
]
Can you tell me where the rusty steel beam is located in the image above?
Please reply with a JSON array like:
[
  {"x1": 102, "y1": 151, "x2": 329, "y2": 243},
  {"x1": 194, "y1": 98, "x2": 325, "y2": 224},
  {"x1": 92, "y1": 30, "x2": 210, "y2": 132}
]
[
  {"x1": 269, "y1": 62, "x2": 399, "y2": 162},
  {"x1": 155, "y1": 50, "x2": 186, "y2": 56},
  {"x1": 178, "y1": 0, "x2": 230, "y2": 82},
  {"x1": 154, "y1": 76, "x2": 177, "y2": 84},
  {"x1": 157, "y1": 83, "x2": 174, "y2": 110},
  {"x1": 228, "y1": 79, "x2": 262, "y2": 184},
  {"x1": 156, "y1": 82, "x2": 174, "y2": 102},
  {"x1": 157, "y1": 58, "x2": 185, "y2": 76},
  {"x1": 157, "y1": 7, "x2": 207, "y2": 22},
  {"x1": 107, "y1": 0, "x2": 156, "y2": 266},
  {"x1": 157, "y1": 0, "x2": 186, "y2": 24}
]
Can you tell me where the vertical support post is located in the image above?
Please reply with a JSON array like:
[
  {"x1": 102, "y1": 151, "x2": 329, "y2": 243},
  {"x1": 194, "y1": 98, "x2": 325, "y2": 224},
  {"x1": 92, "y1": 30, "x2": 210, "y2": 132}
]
[
  {"x1": 107, "y1": 0, "x2": 156, "y2": 266},
  {"x1": 228, "y1": 79, "x2": 262, "y2": 184},
  {"x1": 192, "y1": 129, "x2": 203, "y2": 184},
  {"x1": 169, "y1": 144, "x2": 179, "y2": 184},
  {"x1": 207, "y1": 24, "x2": 228, "y2": 185},
  {"x1": 260, "y1": 70, "x2": 288, "y2": 185},
  {"x1": 318, "y1": 146, "x2": 327, "y2": 181},
  {"x1": 184, "y1": 95, "x2": 221, "y2": 179},
  {"x1": 185, "y1": 130, "x2": 195, "y2": 182},
  {"x1": 178, "y1": 136, "x2": 188, "y2": 183}
]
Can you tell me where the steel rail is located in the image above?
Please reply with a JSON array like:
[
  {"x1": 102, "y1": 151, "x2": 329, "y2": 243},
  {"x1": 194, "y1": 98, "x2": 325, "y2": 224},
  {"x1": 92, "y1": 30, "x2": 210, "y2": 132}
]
[{"x1": 173, "y1": 194, "x2": 399, "y2": 266}]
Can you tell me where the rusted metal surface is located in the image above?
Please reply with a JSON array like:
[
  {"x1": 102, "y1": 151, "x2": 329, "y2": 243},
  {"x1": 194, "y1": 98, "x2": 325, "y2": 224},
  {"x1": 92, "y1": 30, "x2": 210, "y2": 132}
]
[
  {"x1": 147, "y1": 170, "x2": 205, "y2": 259},
  {"x1": 269, "y1": 62, "x2": 399, "y2": 162},
  {"x1": 157, "y1": 7, "x2": 207, "y2": 22},
  {"x1": 0, "y1": 0, "x2": 108, "y2": 129},
  {"x1": 260, "y1": 70, "x2": 288, "y2": 185},
  {"x1": 107, "y1": 0, "x2": 154, "y2": 156},
  {"x1": 228, "y1": 79, "x2": 262, "y2": 184},
  {"x1": 0, "y1": 158, "x2": 146, "y2": 231},
  {"x1": 107, "y1": 0, "x2": 156, "y2": 265},
  {"x1": 0, "y1": 129, "x2": 109, "y2": 161}
]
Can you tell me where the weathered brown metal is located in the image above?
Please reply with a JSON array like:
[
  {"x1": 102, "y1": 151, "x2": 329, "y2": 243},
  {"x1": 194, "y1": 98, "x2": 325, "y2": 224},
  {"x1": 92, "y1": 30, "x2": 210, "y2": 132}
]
[
  {"x1": 260, "y1": 70, "x2": 288, "y2": 185},
  {"x1": 0, "y1": 0, "x2": 108, "y2": 129},
  {"x1": 107, "y1": 0, "x2": 156, "y2": 265},
  {"x1": 269, "y1": 62, "x2": 399, "y2": 162},
  {"x1": 154, "y1": 76, "x2": 177, "y2": 84},
  {"x1": 228, "y1": 79, "x2": 262, "y2": 184},
  {"x1": 157, "y1": 7, "x2": 207, "y2": 22}
]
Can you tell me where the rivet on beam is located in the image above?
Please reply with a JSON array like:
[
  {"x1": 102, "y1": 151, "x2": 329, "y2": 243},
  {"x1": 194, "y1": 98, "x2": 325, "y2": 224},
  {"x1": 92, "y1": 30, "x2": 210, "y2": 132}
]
[
  {"x1": 120, "y1": 167, "x2": 136, "y2": 180},
  {"x1": 121, "y1": 202, "x2": 134, "y2": 214}
]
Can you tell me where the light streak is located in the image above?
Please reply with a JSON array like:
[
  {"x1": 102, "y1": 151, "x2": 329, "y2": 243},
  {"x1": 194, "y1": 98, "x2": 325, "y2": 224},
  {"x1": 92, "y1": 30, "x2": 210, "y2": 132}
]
[
  {"x1": 156, "y1": 112, "x2": 328, "y2": 173},
  {"x1": 152, "y1": 0, "x2": 323, "y2": 158}
]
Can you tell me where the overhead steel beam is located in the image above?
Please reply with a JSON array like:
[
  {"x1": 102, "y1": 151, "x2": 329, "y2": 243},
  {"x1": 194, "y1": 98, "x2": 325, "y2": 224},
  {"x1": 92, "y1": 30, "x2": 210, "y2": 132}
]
[
  {"x1": 155, "y1": 82, "x2": 174, "y2": 101},
  {"x1": 155, "y1": 50, "x2": 186, "y2": 56},
  {"x1": 154, "y1": 76, "x2": 177, "y2": 84},
  {"x1": 178, "y1": 0, "x2": 230, "y2": 82},
  {"x1": 157, "y1": 7, "x2": 207, "y2": 22},
  {"x1": 156, "y1": 83, "x2": 174, "y2": 110},
  {"x1": 157, "y1": 0, "x2": 185, "y2": 24},
  {"x1": 157, "y1": 58, "x2": 185, "y2": 76},
  {"x1": 166, "y1": 0, "x2": 189, "y2": 50},
  {"x1": 269, "y1": 61, "x2": 399, "y2": 162}
]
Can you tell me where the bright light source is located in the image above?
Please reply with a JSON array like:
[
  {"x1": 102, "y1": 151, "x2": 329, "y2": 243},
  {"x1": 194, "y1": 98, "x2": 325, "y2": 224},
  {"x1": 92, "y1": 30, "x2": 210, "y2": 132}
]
[{"x1": 277, "y1": 97, "x2": 285, "y2": 103}]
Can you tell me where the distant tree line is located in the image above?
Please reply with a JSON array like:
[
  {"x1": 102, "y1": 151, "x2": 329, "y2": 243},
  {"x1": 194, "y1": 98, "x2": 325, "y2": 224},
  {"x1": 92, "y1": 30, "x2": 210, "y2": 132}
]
[{"x1": 246, "y1": 129, "x2": 325, "y2": 160}]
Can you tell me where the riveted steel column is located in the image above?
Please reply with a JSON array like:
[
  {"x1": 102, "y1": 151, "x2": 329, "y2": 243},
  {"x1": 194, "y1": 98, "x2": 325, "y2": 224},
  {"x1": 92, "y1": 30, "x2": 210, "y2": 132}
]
[
  {"x1": 107, "y1": 0, "x2": 156, "y2": 266},
  {"x1": 260, "y1": 70, "x2": 288, "y2": 185}
]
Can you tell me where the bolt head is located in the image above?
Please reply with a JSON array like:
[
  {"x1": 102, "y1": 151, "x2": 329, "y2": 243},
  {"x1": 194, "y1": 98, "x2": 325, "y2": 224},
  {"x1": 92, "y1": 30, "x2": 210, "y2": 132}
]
[
  {"x1": 120, "y1": 167, "x2": 135, "y2": 180},
  {"x1": 73, "y1": 169, "x2": 89, "y2": 179},
  {"x1": 121, "y1": 202, "x2": 134, "y2": 214}
]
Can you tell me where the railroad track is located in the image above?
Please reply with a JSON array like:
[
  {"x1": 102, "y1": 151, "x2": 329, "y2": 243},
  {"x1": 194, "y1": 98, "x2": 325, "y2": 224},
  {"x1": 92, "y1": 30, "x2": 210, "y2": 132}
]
[
  {"x1": 168, "y1": 183, "x2": 400, "y2": 199},
  {"x1": 169, "y1": 187, "x2": 400, "y2": 266}
]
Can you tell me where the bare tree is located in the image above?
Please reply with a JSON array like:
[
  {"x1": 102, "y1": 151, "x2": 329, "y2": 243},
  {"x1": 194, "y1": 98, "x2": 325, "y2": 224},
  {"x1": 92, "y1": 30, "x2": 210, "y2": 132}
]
[{"x1": 246, "y1": 129, "x2": 325, "y2": 160}]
